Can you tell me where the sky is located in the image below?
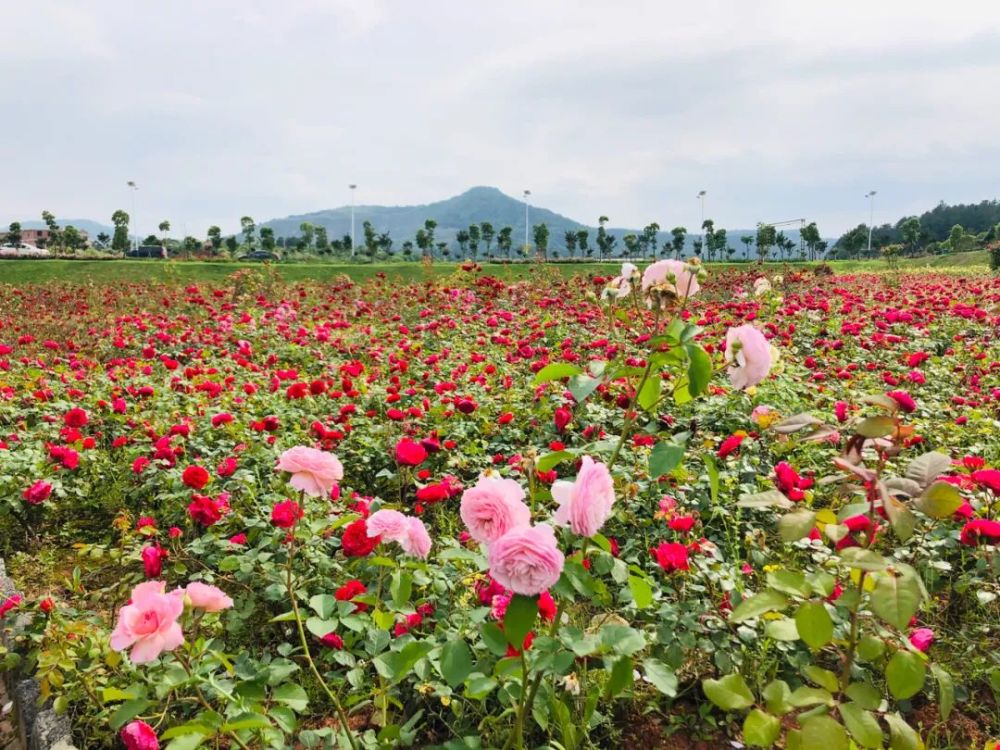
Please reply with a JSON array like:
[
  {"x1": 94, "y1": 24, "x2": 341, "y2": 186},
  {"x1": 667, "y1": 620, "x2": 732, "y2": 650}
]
[{"x1": 3, "y1": 0, "x2": 999, "y2": 238}]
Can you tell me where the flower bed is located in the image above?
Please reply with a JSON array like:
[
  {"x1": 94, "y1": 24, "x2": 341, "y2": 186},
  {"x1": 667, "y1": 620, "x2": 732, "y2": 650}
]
[{"x1": 1, "y1": 264, "x2": 999, "y2": 749}]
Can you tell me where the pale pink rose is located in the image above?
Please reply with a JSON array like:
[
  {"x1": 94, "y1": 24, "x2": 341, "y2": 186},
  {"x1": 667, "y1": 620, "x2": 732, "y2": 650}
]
[
  {"x1": 606, "y1": 262, "x2": 639, "y2": 299},
  {"x1": 185, "y1": 582, "x2": 234, "y2": 613},
  {"x1": 400, "y1": 517, "x2": 433, "y2": 559},
  {"x1": 640, "y1": 259, "x2": 701, "y2": 298},
  {"x1": 366, "y1": 509, "x2": 410, "y2": 540},
  {"x1": 488, "y1": 524, "x2": 565, "y2": 596},
  {"x1": 909, "y1": 627, "x2": 934, "y2": 652},
  {"x1": 460, "y1": 476, "x2": 532, "y2": 545},
  {"x1": 552, "y1": 456, "x2": 615, "y2": 537},
  {"x1": 276, "y1": 446, "x2": 344, "y2": 497},
  {"x1": 110, "y1": 581, "x2": 185, "y2": 664},
  {"x1": 725, "y1": 325, "x2": 772, "y2": 390}
]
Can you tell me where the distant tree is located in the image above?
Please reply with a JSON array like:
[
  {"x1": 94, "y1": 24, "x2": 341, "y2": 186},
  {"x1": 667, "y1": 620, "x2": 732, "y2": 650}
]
[
  {"x1": 800, "y1": 222, "x2": 822, "y2": 260},
  {"x1": 597, "y1": 216, "x2": 618, "y2": 261},
  {"x1": 96, "y1": 232, "x2": 110, "y2": 247},
  {"x1": 363, "y1": 221, "x2": 378, "y2": 257},
  {"x1": 480, "y1": 222, "x2": 495, "y2": 256},
  {"x1": 62, "y1": 225, "x2": 83, "y2": 251},
  {"x1": 532, "y1": 223, "x2": 549, "y2": 259},
  {"x1": 111, "y1": 210, "x2": 130, "y2": 252},
  {"x1": 670, "y1": 226, "x2": 686, "y2": 258},
  {"x1": 314, "y1": 226, "x2": 329, "y2": 253},
  {"x1": 299, "y1": 222, "x2": 315, "y2": 251},
  {"x1": 563, "y1": 230, "x2": 578, "y2": 258},
  {"x1": 6, "y1": 221, "x2": 22, "y2": 248},
  {"x1": 437, "y1": 241, "x2": 449, "y2": 258},
  {"x1": 260, "y1": 227, "x2": 276, "y2": 251},
  {"x1": 467, "y1": 224, "x2": 481, "y2": 260},
  {"x1": 624, "y1": 233, "x2": 641, "y2": 260},
  {"x1": 225, "y1": 236, "x2": 238, "y2": 254},
  {"x1": 41, "y1": 210, "x2": 59, "y2": 252},
  {"x1": 455, "y1": 229, "x2": 470, "y2": 257},
  {"x1": 740, "y1": 234, "x2": 754, "y2": 260},
  {"x1": 158, "y1": 220, "x2": 170, "y2": 250},
  {"x1": 881, "y1": 243, "x2": 903, "y2": 269},
  {"x1": 576, "y1": 229, "x2": 590, "y2": 257},
  {"x1": 240, "y1": 217, "x2": 256, "y2": 250},
  {"x1": 143, "y1": 234, "x2": 159, "y2": 245},
  {"x1": 712, "y1": 228, "x2": 728, "y2": 261},
  {"x1": 774, "y1": 231, "x2": 787, "y2": 260},
  {"x1": 401, "y1": 240, "x2": 414, "y2": 259},
  {"x1": 497, "y1": 226, "x2": 513, "y2": 259},
  {"x1": 377, "y1": 232, "x2": 393, "y2": 257},
  {"x1": 642, "y1": 223, "x2": 660, "y2": 260},
  {"x1": 415, "y1": 229, "x2": 431, "y2": 258},
  {"x1": 207, "y1": 225, "x2": 222, "y2": 254},
  {"x1": 183, "y1": 236, "x2": 201, "y2": 256},
  {"x1": 692, "y1": 238, "x2": 703, "y2": 257},
  {"x1": 701, "y1": 219, "x2": 715, "y2": 261},
  {"x1": 756, "y1": 224, "x2": 776, "y2": 261},
  {"x1": 816, "y1": 240, "x2": 828, "y2": 258}
]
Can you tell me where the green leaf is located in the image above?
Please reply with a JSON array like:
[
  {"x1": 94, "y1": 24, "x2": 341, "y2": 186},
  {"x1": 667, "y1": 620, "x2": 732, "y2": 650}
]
[
  {"x1": 779, "y1": 510, "x2": 816, "y2": 542},
  {"x1": 641, "y1": 659, "x2": 678, "y2": 697},
  {"x1": 764, "y1": 618, "x2": 799, "y2": 641},
  {"x1": 762, "y1": 680, "x2": 792, "y2": 715},
  {"x1": 800, "y1": 715, "x2": 848, "y2": 750},
  {"x1": 703, "y1": 453, "x2": 719, "y2": 503},
  {"x1": 305, "y1": 617, "x2": 337, "y2": 638},
  {"x1": 568, "y1": 374, "x2": 601, "y2": 404},
  {"x1": 503, "y1": 594, "x2": 538, "y2": 648},
  {"x1": 839, "y1": 547, "x2": 887, "y2": 571},
  {"x1": 464, "y1": 675, "x2": 497, "y2": 700},
  {"x1": 743, "y1": 709, "x2": 781, "y2": 747},
  {"x1": 840, "y1": 702, "x2": 884, "y2": 748},
  {"x1": 870, "y1": 570, "x2": 923, "y2": 630},
  {"x1": 637, "y1": 374, "x2": 663, "y2": 412},
  {"x1": 885, "y1": 712, "x2": 922, "y2": 750},
  {"x1": 886, "y1": 651, "x2": 926, "y2": 700},
  {"x1": 439, "y1": 640, "x2": 474, "y2": 688},
  {"x1": 856, "y1": 415, "x2": 896, "y2": 438},
  {"x1": 165, "y1": 734, "x2": 208, "y2": 750},
  {"x1": 686, "y1": 344, "x2": 712, "y2": 397},
  {"x1": 649, "y1": 442, "x2": 684, "y2": 477},
  {"x1": 537, "y1": 450, "x2": 575, "y2": 473},
  {"x1": 737, "y1": 490, "x2": 794, "y2": 509},
  {"x1": 110, "y1": 699, "x2": 152, "y2": 730},
  {"x1": 101, "y1": 687, "x2": 138, "y2": 703},
  {"x1": 803, "y1": 665, "x2": 839, "y2": 692},
  {"x1": 916, "y1": 481, "x2": 963, "y2": 519},
  {"x1": 308, "y1": 594, "x2": 337, "y2": 619},
  {"x1": 905, "y1": 451, "x2": 952, "y2": 488},
  {"x1": 373, "y1": 609, "x2": 395, "y2": 630},
  {"x1": 480, "y1": 623, "x2": 509, "y2": 656},
  {"x1": 845, "y1": 681, "x2": 882, "y2": 710},
  {"x1": 605, "y1": 656, "x2": 633, "y2": 697},
  {"x1": 731, "y1": 589, "x2": 789, "y2": 622},
  {"x1": 628, "y1": 575, "x2": 653, "y2": 609},
  {"x1": 795, "y1": 602, "x2": 833, "y2": 649},
  {"x1": 930, "y1": 664, "x2": 954, "y2": 720},
  {"x1": 788, "y1": 686, "x2": 834, "y2": 707},
  {"x1": 220, "y1": 714, "x2": 271, "y2": 732},
  {"x1": 883, "y1": 493, "x2": 917, "y2": 541},
  {"x1": 702, "y1": 673, "x2": 755, "y2": 711},
  {"x1": 273, "y1": 683, "x2": 309, "y2": 712},
  {"x1": 533, "y1": 363, "x2": 583, "y2": 386},
  {"x1": 856, "y1": 635, "x2": 886, "y2": 662},
  {"x1": 766, "y1": 569, "x2": 811, "y2": 598},
  {"x1": 390, "y1": 570, "x2": 412, "y2": 608}
]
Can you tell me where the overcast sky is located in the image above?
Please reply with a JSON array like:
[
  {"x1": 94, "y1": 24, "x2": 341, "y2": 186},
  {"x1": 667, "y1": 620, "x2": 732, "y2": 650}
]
[{"x1": 3, "y1": 1, "x2": 999, "y2": 237}]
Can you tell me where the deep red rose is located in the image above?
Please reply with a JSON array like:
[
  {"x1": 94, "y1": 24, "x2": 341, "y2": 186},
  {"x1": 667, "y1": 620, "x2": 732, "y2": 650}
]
[
  {"x1": 342, "y1": 519, "x2": 378, "y2": 557},
  {"x1": 271, "y1": 500, "x2": 304, "y2": 529},
  {"x1": 395, "y1": 438, "x2": 427, "y2": 467},
  {"x1": 182, "y1": 465, "x2": 210, "y2": 489}
]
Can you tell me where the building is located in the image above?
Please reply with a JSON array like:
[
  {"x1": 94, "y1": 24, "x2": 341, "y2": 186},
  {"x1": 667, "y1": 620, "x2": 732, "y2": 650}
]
[{"x1": 0, "y1": 227, "x2": 90, "y2": 247}]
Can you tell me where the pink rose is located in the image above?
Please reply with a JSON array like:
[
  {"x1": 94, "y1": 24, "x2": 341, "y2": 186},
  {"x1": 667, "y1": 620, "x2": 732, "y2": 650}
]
[
  {"x1": 552, "y1": 456, "x2": 615, "y2": 538},
  {"x1": 22, "y1": 480, "x2": 52, "y2": 505},
  {"x1": 909, "y1": 627, "x2": 934, "y2": 652},
  {"x1": 366, "y1": 509, "x2": 410, "y2": 540},
  {"x1": 488, "y1": 524, "x2": 565, "y2": 596},
  {"x1": 725, "y1": 325, "x2": 772, "y2": 390},
  {"x1": 460, "y1": 476, "x2": 532, "y2": 545},
  {"x1": 401, "y1": 517, "x2": 433, "y2": 559},
  {"x1": 640, "y1": 259, "x2": 701, "y2": 298},
  {"x1": 110, "y1": 581, "x2": 184, "y2": 664},
  {"x1": 276, "y1": 446, "x2": 344, "y2": 497},
  {"x1": 185, "y1": 582, "x2": 234, "y2": 613},
  {"x1": 121, "y1": 720, "x2": 159, "y2": 750}
]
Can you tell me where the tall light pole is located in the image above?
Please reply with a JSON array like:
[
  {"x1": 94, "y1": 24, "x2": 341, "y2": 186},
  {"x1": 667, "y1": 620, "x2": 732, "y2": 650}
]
[
  {"x1": 348, "y1": 184, "x2": 357, "y2": 258},
  {"x1": 697, "y1": 190, "x2": 707, "y2": 256},
  {"x1": 523, "y1": 189, "x2": 531, "y2": 254},
  {"x1": 865, "y1": 190, "x2": 877, "y2": 258},
  {"x1": 127, "y1": 181, "x2": 138, "y2": 252}
]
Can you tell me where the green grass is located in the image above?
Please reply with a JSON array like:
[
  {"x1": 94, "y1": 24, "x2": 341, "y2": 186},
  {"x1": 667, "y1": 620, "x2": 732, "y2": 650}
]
[{"x1": 0, "y1": 251, "x2": 990, "y2": 286}]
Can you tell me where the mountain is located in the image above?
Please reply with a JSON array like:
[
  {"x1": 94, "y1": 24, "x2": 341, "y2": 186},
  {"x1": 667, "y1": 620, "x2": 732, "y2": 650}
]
[
  {"x1": 18, "y1": 218, "x2": 115, "y2": 238},
  {"x1": 262, "y1": 186, "x2": 813, "y2": 259}
]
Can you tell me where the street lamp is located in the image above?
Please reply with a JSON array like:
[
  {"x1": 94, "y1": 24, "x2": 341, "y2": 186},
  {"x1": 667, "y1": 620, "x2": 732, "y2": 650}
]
[
  {"x1": 697, "y1": 190, "x2": 707, "y2": 257},
  {"x1": 127, "y1": 181, "x2": 138, "y2": 252},
  {"x1": 349, "y1": 184, "x2": 357, "y2": 258},
  {"x1": 523, "y1": 189, "x2": 531, "y2": 255},
  {"x1": 865, "y1": 190, "x2": 877, "y2": 258}
]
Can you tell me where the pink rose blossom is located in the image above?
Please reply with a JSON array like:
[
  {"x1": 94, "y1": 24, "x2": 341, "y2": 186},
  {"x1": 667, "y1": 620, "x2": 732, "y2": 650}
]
[
  {"x1": 488, "y1": 524, "x2": 565, "y2": 596},
  {"x1": 460, "y1": 476, "x2": 532, "y2": 545},
  {"x1": 725, "y1": 325, "x2": 772, "y2": 390},
  {"x1": 400, "y1": 517, "x2": 433, "y2": 559},
  {"x1": 121, "y1": 720, "x2": 159, "y2": 750},
  {"x1": 909, "y1": 627, "x2": 934, "y2": 652},
  {"x1": 552, "y1": 456, "x2": 615, "y2": 537},
  {"x1": 366, "y1": 509, "x2": 410, "y2": 540},
  {"x1": 276, "y1": 446, "x2": 344, "y2": 497},
  {"x1": 110, "y1": 581, "x2": 185, "y2": 664},
  {"x1": 185, "y1": 582, "x2": 234, "y2": 613},
  {"x1": 641, "y1": 259, "x2": 701, "y2": 298}
]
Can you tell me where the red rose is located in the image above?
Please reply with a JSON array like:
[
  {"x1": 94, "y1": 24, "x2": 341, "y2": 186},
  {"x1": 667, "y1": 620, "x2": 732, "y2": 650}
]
[
  {"x1": 341, "y1": 519, "x2": 378, "y2": 557},
  {"x1": 335, "y1": 580, "x2": 368, "y2": 612},
  {"x1": 187, "y1": 493, "x2": 229, "y2": 526},
  {"x1": 415, "y1": 483, "x2": 449, "y2": 504},
  {"x1": 182, "y1": 465, "x2": 210, "y2": 489},
  {"x1": 217, "y1": 457, "x2": 237, "y2": 477},
  {"x1": 271, "y1": 500, "x2": 304, "y2": 529},
  {"x1": 553, "y1": 407, "x2": 572, "y2": 432},
  {"x1": 320, "y1": 632, "x2": 344, "y2": 649},
  {"x1": 141, "y1": 545, "x2": 166, "y2": 578},
  {"x1": 64, "y1": 408, "x2": 89, "y2": 428},
  {"x1": 395, "y1": 439, "x2": 427, "y2": 467},
  {"x1": 22, "y1": 480, "x2": 52, "y2": 505}
]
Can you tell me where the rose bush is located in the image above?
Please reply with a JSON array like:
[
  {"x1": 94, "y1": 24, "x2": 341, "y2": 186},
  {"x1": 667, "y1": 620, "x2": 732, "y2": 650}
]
[{"x1": 0, "y1": 263, "x2": 998, "y2": 748}]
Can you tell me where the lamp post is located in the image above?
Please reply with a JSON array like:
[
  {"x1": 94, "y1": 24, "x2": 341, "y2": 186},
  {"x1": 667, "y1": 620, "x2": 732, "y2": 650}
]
[
  {"x1": 697, "y1": 190, "x2": 706, "y2": 257},
  {"x1": 349, "y1": 184, "x2": 357, "y2": 258},
  {"x1": 865, "y1": 190, "x2": 877, "y2": 258},
  {"x1": 127, "y1": 181, "x2": 138, "y2": 252},
  {"x1": 522, "y1": 189, "x2": 531, "y2": 257}
]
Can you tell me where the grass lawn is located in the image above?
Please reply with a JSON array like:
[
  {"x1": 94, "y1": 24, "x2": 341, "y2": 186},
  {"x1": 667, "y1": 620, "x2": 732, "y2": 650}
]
[{"x1": 0, "y1": 251, "x2": 990, "y2": 286}]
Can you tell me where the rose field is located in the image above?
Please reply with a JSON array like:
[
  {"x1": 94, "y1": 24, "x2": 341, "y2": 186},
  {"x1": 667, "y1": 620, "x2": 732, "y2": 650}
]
[{"x1": 2, "y1": 262, "x2": 1000, "y2": 750}]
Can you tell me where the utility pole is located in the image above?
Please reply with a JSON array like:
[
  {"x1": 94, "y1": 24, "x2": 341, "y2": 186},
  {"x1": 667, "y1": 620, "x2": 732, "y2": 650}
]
[
  {"x1": 523, "y1": 189, "x2": 531, "y2": 256},
  {"x1": 865, "y1": 190, "x2": 877, "y2": 258},
  {"x1": 697, "y1": 190, "x2": 706, "y2": 257},
  {"x1": 349, "y1": 184, "x2": 357, "y2": 257}
]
